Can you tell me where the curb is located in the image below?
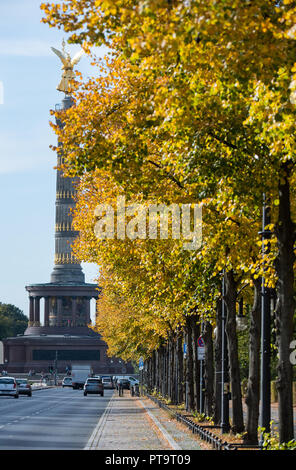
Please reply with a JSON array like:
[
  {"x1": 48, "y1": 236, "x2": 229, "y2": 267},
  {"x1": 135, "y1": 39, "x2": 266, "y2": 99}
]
[
  {"x1": 84, "y1": 393, "x2": 115, "y2": 450},
  {"x1": 137, "y1": 398, "x2": 182, "y2": 450},
  {"x1": 31, "y1": 386, "x2": 56, "y2": 391}
]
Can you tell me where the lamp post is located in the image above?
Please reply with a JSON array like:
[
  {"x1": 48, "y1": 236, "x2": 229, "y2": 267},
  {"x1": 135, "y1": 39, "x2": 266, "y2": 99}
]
[
  {"x1": 221, "y1": 272, "x2": 230, "y2": 433},
  {"x1": 259, "y1": 195, "x2": 271, "y2": 442},
  {"x1": 54, "y1": 350, "x2": 58, "y2": 386}
]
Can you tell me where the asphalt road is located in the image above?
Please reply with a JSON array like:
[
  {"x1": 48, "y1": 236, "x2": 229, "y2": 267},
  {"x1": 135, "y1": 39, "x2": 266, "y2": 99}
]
[{"x1": 0, "y1": 387, "x2": 114, "y2": 450}]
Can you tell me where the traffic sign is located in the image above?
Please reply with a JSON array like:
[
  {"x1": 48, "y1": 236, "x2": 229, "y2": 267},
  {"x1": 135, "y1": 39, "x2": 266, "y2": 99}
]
[
  {"x1": 198, "y1": 347, "x2": 205, "y2": 360},
  {"x1": 197, "y1": 336, "x2": 205, "y2": 360},
  {"x1": 139, "y1": 357, "x2": 144, "y2": 371},
  {"x1": 197, "y1": 336, "x2": 205, "y2": 348}
]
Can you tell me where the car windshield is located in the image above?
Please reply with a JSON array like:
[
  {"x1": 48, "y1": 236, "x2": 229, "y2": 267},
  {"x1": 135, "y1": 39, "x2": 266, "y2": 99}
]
[
  {"x1": 87, "y1": 379, "x2": 100, "y2": 383},
  {"x1": 16, "y1": 380, "x2": 27, "y2": 384},
  {"x1": 0, "y1": 378, "x2": 14, "y2": 384},
  {"x1": 103, "y1": 378, "x2": 111, "y2": 382},
  {"x1": 64, "y1": 378, "x2": 71, "y2": 381}
]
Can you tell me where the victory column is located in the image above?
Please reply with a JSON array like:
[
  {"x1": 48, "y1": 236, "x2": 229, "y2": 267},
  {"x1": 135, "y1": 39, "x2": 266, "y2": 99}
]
[{"x1": 2, "y1": 44, "x2": 133, "y2": 375}]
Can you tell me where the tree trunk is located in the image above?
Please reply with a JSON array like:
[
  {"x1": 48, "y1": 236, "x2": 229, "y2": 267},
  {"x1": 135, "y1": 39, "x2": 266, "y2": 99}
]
[
  {"x1": 224, "y1": 269, "x2": 245, "y2": 433},
  {"x1": 152, "y1": 350, "x2": 156, "y2": 392},
  {"x1": 214, "y1": 300, "x2": 222, "y2": 425},
  {"x1": 172, "y1": 333, "x2": 177, "y2": 404},
  {"x1": 244, "y1": 278, "x2": 261, "y2": 444},
  {"x1": 165, "y1": 343, "x2": 169, "y2": 398},
  {"x1": 167, "y1": 339, "x2": 171, "y2": 399},
  {"x1": 275, "y1": 162, "x2": 296, "y2": 443},
  {"x1": 177, "y1": 329, "x2": 184, "y2": 404},
  {"x1": 204, "y1": 320, "x2": 214, "y2": 417},
  {"x1": 147, "y1": 357, "x2": 150, "y2": 392},
  {"x1": 161, "y1": 346, "x2": 166, "y2": 397},
  {"x1": 168, "y1": 334, "x2": 175, "y2": 402},
  {"x1": 183, "y1": 329, "x2": 187, "y2": 405},
  {"x1": 191, "y1": 316, "x2": 200, "y2": 411},
  {"x1": 155, "y1": 349, "x2": 159, "y2": 393},
  {"x1": 185, "y1": 317, "x2": 195, "y2": 411}
]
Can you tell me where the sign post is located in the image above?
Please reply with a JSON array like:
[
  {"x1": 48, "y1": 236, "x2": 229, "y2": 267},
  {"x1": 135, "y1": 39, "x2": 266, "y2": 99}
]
[
  {"x1": 183, "y1": 343, "x2": 187, "y2": 358},
  {"x1": 139, "y1": 357, "x2": 144, "y2": 396}
]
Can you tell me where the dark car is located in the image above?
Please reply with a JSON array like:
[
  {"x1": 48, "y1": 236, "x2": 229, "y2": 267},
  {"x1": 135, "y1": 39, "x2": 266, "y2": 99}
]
[
  {"x1": 83, "y1": 378, "x2": 104, "y2": 396},
  {"x1": 117, "y1": 378, "x2": 130, "y2": 390},
  {"x1": 16, "y1": 379, "x2": 32, "y2": 397}
]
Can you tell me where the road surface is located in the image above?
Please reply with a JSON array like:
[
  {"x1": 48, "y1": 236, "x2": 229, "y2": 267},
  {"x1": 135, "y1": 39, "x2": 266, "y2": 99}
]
[{"x1": 0, "y1": 387, "x2": 113, "y2": 450}]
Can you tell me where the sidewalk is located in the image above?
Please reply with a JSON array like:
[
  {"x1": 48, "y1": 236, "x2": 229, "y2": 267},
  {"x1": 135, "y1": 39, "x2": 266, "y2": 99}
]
[{"x1": 85, "y1": 391, "x2": 203, "y2": 450}]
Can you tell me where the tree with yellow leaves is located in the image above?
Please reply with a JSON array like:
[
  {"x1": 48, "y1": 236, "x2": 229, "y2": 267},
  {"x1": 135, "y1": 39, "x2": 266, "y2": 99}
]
[{"x1": 42, "y1": 0, "x2": 296, "y2": 443}]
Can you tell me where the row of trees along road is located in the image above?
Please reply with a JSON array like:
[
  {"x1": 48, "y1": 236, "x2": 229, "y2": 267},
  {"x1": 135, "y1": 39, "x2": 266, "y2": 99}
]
[{"x1": 41, "y1": 1, "x2": 296, "y2": 445}]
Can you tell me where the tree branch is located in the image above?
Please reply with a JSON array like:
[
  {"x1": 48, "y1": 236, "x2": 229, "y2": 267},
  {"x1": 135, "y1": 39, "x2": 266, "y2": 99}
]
[{"x1": 147, "y1": 159, "x2": 184, "y2": 189}]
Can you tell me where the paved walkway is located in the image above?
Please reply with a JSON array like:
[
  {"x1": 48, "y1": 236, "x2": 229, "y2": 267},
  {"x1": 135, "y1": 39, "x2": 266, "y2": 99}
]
[{"x1": 85, "y1": 391, "x2": 203, "y2": 450}]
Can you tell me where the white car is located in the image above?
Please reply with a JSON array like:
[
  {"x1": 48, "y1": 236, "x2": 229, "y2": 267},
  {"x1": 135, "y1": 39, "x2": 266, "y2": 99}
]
[
  {"x1": 128, "y1": 376, "x2": 139, "y2": 386},
  {"x1": 62, "y1": 377, "x2": 73, "y2": 388},
  {"x1": 0, "y1": 376, "x2": 19, "y2": 398}
]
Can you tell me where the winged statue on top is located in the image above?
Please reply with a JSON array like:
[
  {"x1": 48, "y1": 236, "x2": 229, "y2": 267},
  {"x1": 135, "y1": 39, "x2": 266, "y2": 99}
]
[{"x1": 51, "y1": 40, "x2": 84, "y2": 95}]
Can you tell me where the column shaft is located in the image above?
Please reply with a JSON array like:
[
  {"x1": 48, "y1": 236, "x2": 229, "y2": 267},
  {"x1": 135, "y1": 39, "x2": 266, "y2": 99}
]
[
  {"x1": 85, "y1": 297, "x2": 91, "y2": 325},
  {"x1": 29, "y1": 297, "x2": 34, "y2": 325},
  {"x1": 72, "y1": 297, "x2": 77, "y2": 327},
  {"x1": 44, "y1": 297, "x2": 50, "y2": 327},
  {"x1": 33, "y1": 297, "x2": 41, "y2": 326},
  {"x1": 57, "y1": 297, "x2": 63, "y2": 327}
]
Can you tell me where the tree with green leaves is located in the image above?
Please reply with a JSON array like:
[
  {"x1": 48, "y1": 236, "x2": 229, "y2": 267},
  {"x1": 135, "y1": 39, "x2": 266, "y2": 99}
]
[{"x1": 0, "y1": 303, "x2": 28, "y2": 340}]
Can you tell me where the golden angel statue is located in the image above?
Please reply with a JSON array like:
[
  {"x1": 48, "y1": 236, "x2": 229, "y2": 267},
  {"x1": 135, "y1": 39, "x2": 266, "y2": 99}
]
[{"x1": 51, "y1": 42, "x2": 84, "y2": 94}]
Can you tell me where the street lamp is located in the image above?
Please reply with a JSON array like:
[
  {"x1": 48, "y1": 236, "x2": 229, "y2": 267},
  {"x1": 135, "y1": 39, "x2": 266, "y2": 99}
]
[
  {"x1": 54, "y1": 350, "x2": 58, "y2": 386},
  {"x1": 259, "y1": 194, "x2": 271, "y2": 443},
  {"x1": 221, "y1": 272, "x2": 230, "y2": 433}
]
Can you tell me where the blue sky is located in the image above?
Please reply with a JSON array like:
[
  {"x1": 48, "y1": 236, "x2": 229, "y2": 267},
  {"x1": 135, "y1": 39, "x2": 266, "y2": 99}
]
[{"x1": 0, "y1": 0, "x2": 105, "y2": 322}]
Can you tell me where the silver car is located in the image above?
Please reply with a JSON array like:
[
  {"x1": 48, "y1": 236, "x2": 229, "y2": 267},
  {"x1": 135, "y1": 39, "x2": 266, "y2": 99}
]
[
  {"x1": 83, "y1": 378, "x2": 104, "y2": 396},
  {"x1": 0, "y1": 377, "x2": 19, "y2": 398},
  {"x1": 102, "y1": 377, "x2": 114, "y2": 390}
]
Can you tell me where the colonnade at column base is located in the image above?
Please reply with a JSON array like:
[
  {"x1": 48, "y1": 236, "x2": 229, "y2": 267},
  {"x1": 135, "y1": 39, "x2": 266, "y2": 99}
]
[{"x1": 25, "y1": 282, "x2": 100, "y2": 335}]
